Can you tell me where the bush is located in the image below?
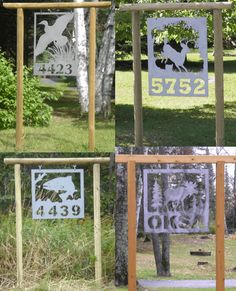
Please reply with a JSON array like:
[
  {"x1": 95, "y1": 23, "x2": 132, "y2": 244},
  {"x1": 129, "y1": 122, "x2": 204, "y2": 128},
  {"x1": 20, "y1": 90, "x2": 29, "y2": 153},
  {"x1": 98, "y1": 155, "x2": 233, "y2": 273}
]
[{"x1": 0, "y1": 51, "x2": 59, "y2": 130}]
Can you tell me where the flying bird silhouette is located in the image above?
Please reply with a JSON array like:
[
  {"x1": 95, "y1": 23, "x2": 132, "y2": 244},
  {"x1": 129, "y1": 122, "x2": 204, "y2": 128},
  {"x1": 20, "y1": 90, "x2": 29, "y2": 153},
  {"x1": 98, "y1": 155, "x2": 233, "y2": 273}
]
[{"x1": 35, "y1": 14, "x2": 74, "y2": 57}]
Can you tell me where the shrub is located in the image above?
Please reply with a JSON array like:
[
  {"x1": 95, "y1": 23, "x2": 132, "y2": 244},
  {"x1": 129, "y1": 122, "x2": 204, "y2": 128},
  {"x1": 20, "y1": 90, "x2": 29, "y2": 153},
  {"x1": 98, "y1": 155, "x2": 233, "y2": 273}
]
[{"x1": 0, "y1": 51, "x2": 59, "y2": 130}]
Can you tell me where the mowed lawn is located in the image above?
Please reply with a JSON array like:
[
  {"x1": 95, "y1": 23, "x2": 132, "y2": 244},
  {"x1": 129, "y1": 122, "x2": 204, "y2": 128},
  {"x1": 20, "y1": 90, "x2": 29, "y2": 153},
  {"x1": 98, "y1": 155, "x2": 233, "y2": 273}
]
[
  {"x1": 0, "y1": 81, "x2": 115, "y2": 152},
  {"x1": 134, "y1": 234, "x2": 236, "y2": 290},
  {"x1": 116, "y1": 51, "x2": 236, "y2": 146}
]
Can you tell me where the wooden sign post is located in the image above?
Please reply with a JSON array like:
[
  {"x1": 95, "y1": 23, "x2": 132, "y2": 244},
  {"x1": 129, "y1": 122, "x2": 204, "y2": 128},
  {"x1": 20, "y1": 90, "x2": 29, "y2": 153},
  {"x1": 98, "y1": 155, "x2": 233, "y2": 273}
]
[
  {"x1": 3, "y1": 2, "x2": 111, "y2": 152},
  {"x1": 4, "y1": 156, "x2": 111, "y2": 287},
  {"x1": 115, "y1": 154, "x2": 236, "y2": 291},
  {"x1": 119, "y1": 2, "x2": 232, "y2": 147}
]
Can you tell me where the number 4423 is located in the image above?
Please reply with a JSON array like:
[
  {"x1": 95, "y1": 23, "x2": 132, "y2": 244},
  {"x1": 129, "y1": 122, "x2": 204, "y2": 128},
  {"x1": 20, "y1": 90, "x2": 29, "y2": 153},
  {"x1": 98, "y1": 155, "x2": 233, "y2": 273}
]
[{"x1": 151, "y1": 78, "x2": 206, "y2": 96}]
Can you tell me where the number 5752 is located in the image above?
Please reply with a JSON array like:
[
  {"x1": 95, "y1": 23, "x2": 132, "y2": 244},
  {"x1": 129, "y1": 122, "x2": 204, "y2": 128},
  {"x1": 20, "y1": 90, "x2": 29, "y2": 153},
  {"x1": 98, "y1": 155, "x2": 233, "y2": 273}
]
[{"x1": 151, "y1": 77, "x2": 206, "y2": 96}]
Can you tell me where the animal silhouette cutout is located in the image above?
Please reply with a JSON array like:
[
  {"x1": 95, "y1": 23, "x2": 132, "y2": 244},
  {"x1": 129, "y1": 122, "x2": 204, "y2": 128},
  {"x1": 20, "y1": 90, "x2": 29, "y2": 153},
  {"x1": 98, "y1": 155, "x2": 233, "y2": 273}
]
[
  {"x1": 164, "y1": 181, "x2": 197, "y2": 210},
  {"x1": 35, "y1": 14, "x2": 74, "y2": 57},
  {"x1": 160, "y1": 38, "x2": 190, "y2": 72},
  {"x1": 41, "y1": 175, "x2": 77, "y2": 202}
]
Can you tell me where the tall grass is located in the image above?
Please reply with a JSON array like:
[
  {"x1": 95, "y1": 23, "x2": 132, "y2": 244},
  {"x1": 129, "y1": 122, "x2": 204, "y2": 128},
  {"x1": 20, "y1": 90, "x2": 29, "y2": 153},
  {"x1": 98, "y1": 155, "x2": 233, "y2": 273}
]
[{"x1": 0, "y1": 215, "x2": 114, "y2": 289}]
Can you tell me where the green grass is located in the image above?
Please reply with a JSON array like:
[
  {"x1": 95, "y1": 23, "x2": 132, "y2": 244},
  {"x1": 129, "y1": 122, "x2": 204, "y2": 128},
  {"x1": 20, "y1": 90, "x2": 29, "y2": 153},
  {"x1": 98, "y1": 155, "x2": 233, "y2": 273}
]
[
  {"x1": 0, "y1": 215, "x2": 115, "y2": 290},
  {"x1": 137, "y1": 234, "x2": 236, "y2": 281},
  {"x1": 116, "y1": 50, "x2": 236, "y2": 146},
  {"x1": 0, "y1": 81, "x2": 115, "y2": 152}
]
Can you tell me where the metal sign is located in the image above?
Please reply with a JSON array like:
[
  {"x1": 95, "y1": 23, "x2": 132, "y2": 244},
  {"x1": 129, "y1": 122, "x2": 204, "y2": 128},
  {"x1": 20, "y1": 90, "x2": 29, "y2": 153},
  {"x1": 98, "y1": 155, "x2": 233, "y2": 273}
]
[
  {"x1": 31, "y1": 168, "x2": 84, "y2": 219},
  {"x1": 147, "y1": 17, "x2": 208, "y2": 97},
  {"x1": 143, "y1": 169, "x2": 209, "y2": 233},
  {"x1": 34, "y1": 12, "x2": 78, "y2": 76}
]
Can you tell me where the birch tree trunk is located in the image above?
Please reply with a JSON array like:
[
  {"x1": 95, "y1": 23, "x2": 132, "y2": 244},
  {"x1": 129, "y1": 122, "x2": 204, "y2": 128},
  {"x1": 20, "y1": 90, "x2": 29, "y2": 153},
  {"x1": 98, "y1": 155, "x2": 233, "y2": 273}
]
[
  {"x1": 95, "y1": 0, "x2": 115, "y2": 116},
  {"x1": 75, "y1": 0, "x2": 89, "y2": 113}
]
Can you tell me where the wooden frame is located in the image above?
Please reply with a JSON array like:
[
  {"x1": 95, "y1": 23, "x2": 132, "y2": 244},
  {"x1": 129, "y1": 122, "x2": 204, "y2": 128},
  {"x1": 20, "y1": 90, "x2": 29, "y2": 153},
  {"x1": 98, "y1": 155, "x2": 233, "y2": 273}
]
[
  {"x1": 115, "y1": 154, "x2": 233, "y2": 291},
  {"x1": 4, "y1": 156, "x2": 111, "y2": 287},
  {"x1": 118, "y1": 2, "x2": 233, "y2": 147},
  {"x1": 3, "y1": 2, "x2": 111, "y2": 151}
]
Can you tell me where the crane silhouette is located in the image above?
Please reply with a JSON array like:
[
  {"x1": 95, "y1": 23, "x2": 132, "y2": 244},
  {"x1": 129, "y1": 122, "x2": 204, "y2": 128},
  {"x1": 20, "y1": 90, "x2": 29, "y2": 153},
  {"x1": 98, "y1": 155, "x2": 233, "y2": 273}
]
[{"x1": 35, "y1": 14, "x2": 74, "y2": 57}]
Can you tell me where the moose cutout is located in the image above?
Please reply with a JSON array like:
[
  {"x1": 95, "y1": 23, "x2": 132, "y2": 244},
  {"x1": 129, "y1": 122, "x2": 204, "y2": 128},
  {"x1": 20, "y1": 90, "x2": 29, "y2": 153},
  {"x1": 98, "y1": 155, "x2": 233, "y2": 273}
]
[{"x1": 143, "y1": 169, "x2": 209, "y2": 234}]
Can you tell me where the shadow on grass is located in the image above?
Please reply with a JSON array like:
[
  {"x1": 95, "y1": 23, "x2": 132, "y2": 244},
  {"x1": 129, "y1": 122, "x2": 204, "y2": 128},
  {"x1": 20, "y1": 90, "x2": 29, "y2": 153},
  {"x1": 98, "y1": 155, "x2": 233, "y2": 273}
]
[
  {"x1": 116, "y1": 101, "x2": 236, "y2": 146},
  {"x1": 48, "y1": 93, "x2": 81, "y2": 119}
]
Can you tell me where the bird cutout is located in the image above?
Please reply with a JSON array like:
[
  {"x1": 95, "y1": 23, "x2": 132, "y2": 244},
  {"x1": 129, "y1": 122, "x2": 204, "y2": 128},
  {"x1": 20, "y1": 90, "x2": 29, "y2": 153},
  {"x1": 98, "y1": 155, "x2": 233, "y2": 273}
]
[{"x1": 35, "y1": 13, "x2": 74, "y2": 57}]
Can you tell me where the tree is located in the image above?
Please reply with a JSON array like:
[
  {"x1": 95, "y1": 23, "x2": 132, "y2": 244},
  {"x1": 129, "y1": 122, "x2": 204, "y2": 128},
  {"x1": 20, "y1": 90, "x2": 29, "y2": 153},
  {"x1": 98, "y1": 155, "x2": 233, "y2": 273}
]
[
  {"x1": 151, "y1": 179, "x2": 162, "y2": 211},
  {"x1": 74, "y1": 0, "x2": 89, "y2": 113},
  {"x1": 115, "y1": 147, "x2": 129, "y2": 286},
  {"x1": 116, "y1": 0, "x2": 236, "y2": 59},
  {"x1": 74, "y1": 0, "x2": 115, "y2": 115},
  {"x1": 150, "y1": 147, "x2": 170, "y2": 277},
  {"x1": 115, "y1": 147, "x2": 171, "y2": 285}
]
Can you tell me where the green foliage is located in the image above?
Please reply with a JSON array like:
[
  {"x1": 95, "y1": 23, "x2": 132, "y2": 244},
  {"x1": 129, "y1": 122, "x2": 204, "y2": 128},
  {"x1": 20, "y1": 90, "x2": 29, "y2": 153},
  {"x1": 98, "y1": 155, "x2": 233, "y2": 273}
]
[
  {"x1": 116, "y1": 0, "x2": 236, "y2": 59},
  {"x1": 0, "y1": 51, "x2": 59, "y2": 130}
]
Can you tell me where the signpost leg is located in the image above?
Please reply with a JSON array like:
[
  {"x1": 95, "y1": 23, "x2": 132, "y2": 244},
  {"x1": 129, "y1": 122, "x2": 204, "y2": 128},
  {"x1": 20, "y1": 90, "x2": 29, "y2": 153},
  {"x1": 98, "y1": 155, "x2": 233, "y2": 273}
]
[
  {"x1": 89, "y1": 8, "x2": 96, "y2": 151},
  {"x1": 127, "y1": 160, "x2": 136, "y2": 290},
  {"x1": 16, "y1": 8, "x2": 24, "y2": 151},
  {"x1": 216, "y1": 162, "x2": 225, "y2": 291},
  {"x1": 93, "y1": 163, "x2": 102, "y2": 283},
  {"x1": 132, "y1": 11, "x2": 143, "y2": 147},
  {"x1": 213, "y1": 9, "x2": 224, "y2": 146},
  {"x1": 14, "y1": 164, "x2": 23, "y2": 287}
]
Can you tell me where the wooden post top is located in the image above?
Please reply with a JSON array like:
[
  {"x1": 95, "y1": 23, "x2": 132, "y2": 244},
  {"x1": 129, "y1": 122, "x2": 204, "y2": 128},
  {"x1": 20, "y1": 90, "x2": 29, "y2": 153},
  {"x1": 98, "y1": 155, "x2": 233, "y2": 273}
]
[
  {"x1": 3, "y1": 2, "x2": 111, "y2": 10},
  {"x1": 119, "y1": 2, "x2": 232, "y2": 12},
  {"x1": 4, "y1": 157, "x2": 111, "y2": 165},
  {"x1": 115, "y1": 154, "x2": 236, "y2": 164}
]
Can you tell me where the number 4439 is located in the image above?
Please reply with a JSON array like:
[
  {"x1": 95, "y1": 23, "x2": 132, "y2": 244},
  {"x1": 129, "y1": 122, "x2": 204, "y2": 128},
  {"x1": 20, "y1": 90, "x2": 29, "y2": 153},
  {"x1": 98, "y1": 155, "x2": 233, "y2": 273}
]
[
  {"x1": 36, "y1": 205, "x2": 80, "y2": 217},
  {"x1": 151, "y1": 78, "x2": 206, "y2": 96}
]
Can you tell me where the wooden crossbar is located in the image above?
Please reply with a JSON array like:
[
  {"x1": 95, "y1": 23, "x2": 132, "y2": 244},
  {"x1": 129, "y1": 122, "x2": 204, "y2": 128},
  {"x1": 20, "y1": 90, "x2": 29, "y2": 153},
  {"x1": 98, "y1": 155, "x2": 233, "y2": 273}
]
[
  {"x1": 4, "y1": 157, "x2": 111, "y2": 165},
  {"x1": 3, "y1": 2, "x2": 111, "y2": 9},
  {"x1": 119, "y1": 2, "x2": 232, "y2": 12},
  {"x1": 115, "y1": 154, "x2": 236, "y2": 164}
]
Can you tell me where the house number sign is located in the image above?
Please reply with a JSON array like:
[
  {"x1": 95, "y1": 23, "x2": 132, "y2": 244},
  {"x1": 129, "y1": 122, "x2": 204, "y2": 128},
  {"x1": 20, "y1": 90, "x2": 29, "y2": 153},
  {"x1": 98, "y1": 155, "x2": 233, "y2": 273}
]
[
  {"x1": 147, "y1": 17, "x2": 208, "y2": 97},
  {"x1": 34, "y1": 12, "x2": 78, "y2": 76},
  {"x1": 31, "y1": 168, "x2": 84, "y2": 219},
  {"x1": 143, "y1": 168, "x2": 209, "y2": 233}
]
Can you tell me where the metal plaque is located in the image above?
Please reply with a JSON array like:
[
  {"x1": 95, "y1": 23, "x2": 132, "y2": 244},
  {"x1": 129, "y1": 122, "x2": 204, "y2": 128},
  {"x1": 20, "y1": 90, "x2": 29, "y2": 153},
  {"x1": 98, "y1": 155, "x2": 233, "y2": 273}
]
[
  {"x1": 31, "y1": 168, "x2": 84, "y2": 219},
  {"x1": 34, "y1": 12, "x2": 78, "y2": 76},
  {"x1": 148, "y1": 17, "x2": 208, "y2": 97},
  {"x1": 143, "y1": 169, "x2": 209, "y2": 234}
]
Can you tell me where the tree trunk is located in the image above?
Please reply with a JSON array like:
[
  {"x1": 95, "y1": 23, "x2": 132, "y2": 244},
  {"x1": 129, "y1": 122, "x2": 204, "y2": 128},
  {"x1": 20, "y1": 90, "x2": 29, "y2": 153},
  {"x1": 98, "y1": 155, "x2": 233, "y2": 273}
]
[
  {"x1": 205, "y1": 147, "x2": 216, "y2": 221},
  {"x1": 75, "y1": 0, "x2": 89, "y2": 113},
  {"x1": 95, "y1": 0, "x2": 115, "y2": 116},
  {"x1": 151, "y1": 233, "x2": 163, "y2": 275},
  {"x1": 150, "y1": 147, "x2": 171, "y2": 277},
  {"x1": 115, "y1": 148, "x2": 128, "y2": 286}
]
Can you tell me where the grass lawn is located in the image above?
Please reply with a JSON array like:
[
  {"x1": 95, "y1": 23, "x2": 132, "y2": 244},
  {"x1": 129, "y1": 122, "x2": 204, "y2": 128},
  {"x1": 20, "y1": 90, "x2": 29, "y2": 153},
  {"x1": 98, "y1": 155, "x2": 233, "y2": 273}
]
[
  {"x1": 135, "y1": 234, "x2": 236, "y2": 289},
  {"x1": 116, "y1": 50, "x2": 236, "y2": 146},
  {"x1": 0, "y1": 79, "x2": 115, "y2": 152}
]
